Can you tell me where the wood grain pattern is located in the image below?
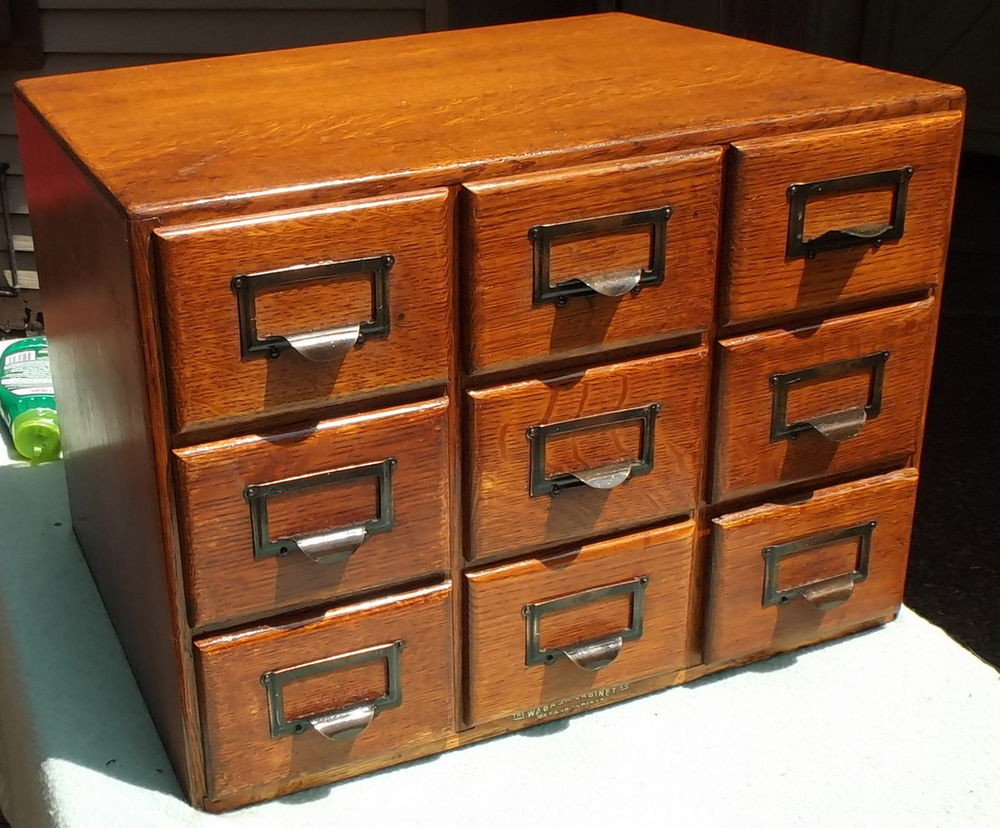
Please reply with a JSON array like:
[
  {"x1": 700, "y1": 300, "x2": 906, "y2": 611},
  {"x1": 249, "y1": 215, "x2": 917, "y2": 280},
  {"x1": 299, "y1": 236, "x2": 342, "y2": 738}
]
[
  {"x1": 713, "y1": 299, "x2": 935, "y2": 502},
  {"x1": 14, "y1": 100, "x2": 202, "y2": 798},
  {"x1": 14, "y1": 14, "x2": 962, "y2": 223},
  {"x1": 155, "y1": 188, "x2": 453, "y2": 436},
  {"x1": 127, "y1": 214, "x2": 210, "y2": 803},
  {"x1": 195, "y1": 582, "x2": 454, "y2": 803},
  {"x1": 12, "y1": 13, "x2": 969, "y2": 811},
  {"x1": 467, "y1": 349, "x2": 709, "y2": 562},
  {"x1": 203, "y1": 607, "x2": 894, "y2": 811},
  {"x1": 465, "y1": 521, "x2": 696, "y2": 725},
  {"x1": 174, "y1": 398, "x2": 451, "y2": 629},
  {"x1": 723, "y1": 111, "x2": 963, "y2": 325},
  {"x1": 705, "y1": 469, "x2": 918, "y2": 662},
  {"x1": 462, "y1": 148, "x2": 722, "y2": 374}
]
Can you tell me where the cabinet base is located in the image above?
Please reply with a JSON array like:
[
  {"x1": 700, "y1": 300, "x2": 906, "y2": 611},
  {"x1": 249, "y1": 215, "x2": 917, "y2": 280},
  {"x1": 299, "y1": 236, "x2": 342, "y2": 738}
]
[{"x1": 203, "y1": 611, "x2": 895, "y2": 812}]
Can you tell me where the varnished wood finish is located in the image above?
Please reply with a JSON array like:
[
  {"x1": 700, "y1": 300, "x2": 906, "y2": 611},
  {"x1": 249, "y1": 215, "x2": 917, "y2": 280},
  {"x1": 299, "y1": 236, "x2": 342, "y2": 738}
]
[
  {"x1": 465, "y1": 521, "x2": 696, "y2": 725},
  {"x1": 705, "y1": 469, "x2": 919, "y2": 662},
  {"x1": 467, "y1": 349, "x2": 709, "y2": 562},
  {"x1": 175, "y1": 398, "x2": 451, "y2": 629},
  {"x1": 13, "y1": 100, "x2": 205, "y2": 799},
  {"x1": 195, "y1": 582, "x2": 454, "y2": 803},
  {"x1": 15, "y1": 14, "x2": 965, "y2": 811},
  {"x1": 713, "y1": 299, "x2": 935, "y2": 502},
  {"x1": 462, "y1": 148, "x2": 722, "y2": 374},
  {"x1": 723, "y1": 111, "x2": 963, "y2": 325},
  {"x1": 204, "y1": 608, "x2": 894, "y2": 812},
  {"x1": 15, "y1": 15, "x2": 962, "y2": 224},
  {"x1": 155, "y1": 189, "x2": 453, "y2": 435}
]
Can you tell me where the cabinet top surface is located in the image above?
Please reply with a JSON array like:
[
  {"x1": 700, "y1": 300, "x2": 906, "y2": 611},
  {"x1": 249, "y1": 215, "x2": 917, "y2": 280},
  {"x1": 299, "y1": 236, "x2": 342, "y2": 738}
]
[{"x1": 16, "y1": 13, "x2": 961, "y2": 219}]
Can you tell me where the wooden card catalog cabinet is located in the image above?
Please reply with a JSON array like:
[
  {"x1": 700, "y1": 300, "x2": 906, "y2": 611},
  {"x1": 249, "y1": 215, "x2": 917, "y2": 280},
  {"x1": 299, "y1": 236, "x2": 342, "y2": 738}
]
[{"x1": 16, "y1": 14, "x2": 962, "y2": 810}]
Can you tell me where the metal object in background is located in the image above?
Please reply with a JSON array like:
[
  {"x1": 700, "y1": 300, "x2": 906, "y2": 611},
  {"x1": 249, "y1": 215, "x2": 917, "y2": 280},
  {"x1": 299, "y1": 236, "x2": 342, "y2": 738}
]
[{"x1": 0, "y1": 163, "x2": 19, "y2": 298}]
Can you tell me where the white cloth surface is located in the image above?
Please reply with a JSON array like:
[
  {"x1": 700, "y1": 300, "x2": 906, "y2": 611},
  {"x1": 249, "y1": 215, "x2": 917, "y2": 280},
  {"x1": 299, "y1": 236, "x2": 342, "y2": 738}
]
[{"x1": 0, "y1": 436, "x2": 998, "y2": 826}]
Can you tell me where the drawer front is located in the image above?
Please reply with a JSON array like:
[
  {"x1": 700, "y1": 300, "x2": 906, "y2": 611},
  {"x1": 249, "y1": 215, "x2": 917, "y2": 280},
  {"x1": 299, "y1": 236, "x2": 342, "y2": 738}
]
[
  {"x1": 463, "y1": 148, "x2": 722, "y2": 374},
  {"x1": 714, "y1": 298, "x2": 934, "y2": 501},
  {"x1": 723, "y1": 110, "x2": 962, "y2": 325},
  {"x1": 705, "y1": 469, "x2": 918, "y2": 662},
  {"x1": 156, "y1": 189, "x2": 453, "y2": 435},
  {"x1": 196, "y1": 582, "x2": 454, "y2": 802},
  {"x1": 466, "y1": 521, "x2": 696, "y2": 725},
  {"x1": 175, "y1": 398, "x2": 451, "y2": 628},
  {"x1": 467, "y1": 348, "x2": 709, "y2": 562}
]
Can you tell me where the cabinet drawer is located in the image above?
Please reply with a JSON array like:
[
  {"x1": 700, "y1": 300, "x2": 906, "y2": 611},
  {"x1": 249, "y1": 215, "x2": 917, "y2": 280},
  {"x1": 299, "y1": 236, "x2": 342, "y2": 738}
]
[
  {"x1": 462, "y1": 148, "x2": 722, "y2": 374},
  {"x1": 466, "y1": 521, "x2": 696, "y2": 725},
  {"x1": 714, "y1": 298, "x2": 934, "y2": 501},
  {"x1": 175, "y1": 398, "x2": 451, "y2": 628},
  {"x1": 195, "y1": 582, "x2": 455, "y2": 802},
  {"x1": 467, "y1": 349, "x2": 709, "y2": 562},
  {"x1": 705, "y1": 469, "x2": 917, "y2": 662},
  {"x1": 723, "y1": 111, "x2": 961, "y2": 325},
  {"x1": 155, "y1": 189, "x2": 453, "y2": 435}
]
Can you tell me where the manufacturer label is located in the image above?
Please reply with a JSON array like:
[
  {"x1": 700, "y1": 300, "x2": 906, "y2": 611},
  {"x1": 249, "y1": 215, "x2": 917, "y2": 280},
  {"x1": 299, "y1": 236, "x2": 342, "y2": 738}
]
[
  {"x1": 1, "y1": 348, "x2": 52, "y2": 397},
  {"x1": 511, "y1": 682, "x2": 631, "y2": 722},
  {"x1": 3, "y1": 350, "x2": 37, "y2": 367}
]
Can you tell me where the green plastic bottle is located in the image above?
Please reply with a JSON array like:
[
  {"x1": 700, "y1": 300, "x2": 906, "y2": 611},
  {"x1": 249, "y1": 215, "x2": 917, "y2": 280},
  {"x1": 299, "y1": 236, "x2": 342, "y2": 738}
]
[{"x1": 0, "y1": 336, "x2": 61, "y2": 462}]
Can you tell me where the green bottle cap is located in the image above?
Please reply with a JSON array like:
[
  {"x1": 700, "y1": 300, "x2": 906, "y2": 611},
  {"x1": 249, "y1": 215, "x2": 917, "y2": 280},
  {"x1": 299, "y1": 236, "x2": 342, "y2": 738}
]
[{"x1": 11, "y1": 408, "x2": 61, "y2": 463}]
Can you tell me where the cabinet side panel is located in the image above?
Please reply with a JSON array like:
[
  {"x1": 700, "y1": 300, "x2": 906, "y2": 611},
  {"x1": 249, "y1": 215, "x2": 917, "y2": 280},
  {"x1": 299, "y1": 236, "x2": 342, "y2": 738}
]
[{"x1": 14, "y1": 96, "x2": 199, "y2": 799}]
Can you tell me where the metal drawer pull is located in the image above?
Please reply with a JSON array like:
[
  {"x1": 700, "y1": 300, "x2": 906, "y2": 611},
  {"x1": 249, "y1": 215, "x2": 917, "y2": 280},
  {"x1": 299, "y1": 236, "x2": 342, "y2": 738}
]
[
  {"x1": 523, "y1": 577, "x2": 648, "y2": 671},
  {"x1": 529, "y1": 206, "x2": 671, "y2": 306},
  {"x1": 803, "y1": 407, "x2": 868, "y2": 443},
  {"x1": 561, "y1": 636, "x2": 624, "y2": 671},
  {"x1": 569, "y1": 459, "x2": 635, "y2": 490},
  {"x1": 262, "y1": 641, "x2": 403, "y2": 741},
  {"x1": 231, "y1": 254, "x2": 394, "y2": 362},
  {"x1": 282, "y1": 325, "x2": 363, "y2": 363},
  {"x1": 762, "y1": 522, "x2": 875, "y2": 611},
  {"x1": 291, "y1": 524, "x2": 369, "y2": 564},
  {"x1": 770, "y1": 351, "x2": 889, "y2": 443},
  {"x1": 309, "y1": 703, "x2": 376, "y2": 741},
  {"x1": 577, "y1": 268, "x2": 643, "y2": 297},
  {"x1": 526, "y1": 403, "x2": 659, "y2": 497},
  {"x1": 786, "y1": 166, "x2": 913, "y2": 259},
  {"x1": 245, "y1": 458, "x2": 396, "y2": 564},
  {"x1": 799, "y1": 573, "x2": 858, "y2": 611}
]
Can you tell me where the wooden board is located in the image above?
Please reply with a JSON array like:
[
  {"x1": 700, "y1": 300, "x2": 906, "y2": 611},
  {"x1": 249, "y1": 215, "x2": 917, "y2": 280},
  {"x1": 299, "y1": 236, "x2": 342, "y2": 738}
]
[
  {"x1": 705, "y1": 469, "x2": 918, "y2": 662},
  {"x1": 175, "y1": 398, "x2": 451, "y2": 629},
  {"x1": 462, "y1": 147, "x2": 722, "y2": 374},
  {"x1": 467, "y1": 348, "x2": 709, "y2": 562},
  {"x1": 14, "y1": 14, "x2": 962, "y2": 221},
  {"x1": 13, "y1": 13, "x2": 966, "y2": 812},
  {"x1": 713, "y1": 298, "x2": 935, "y2": 502},
  {"x1": 155, "y1": 188, "x2": 453, "y2": 436},
  {"x1": 13, "y1": 97, "x2": 205, "y2": 799},
  {"x1": 201, "y1": 609, "x2": 895, "y2": 812},
  {"x1": 465, "y1": 521, "x2": 697, "y2": 725},
  {"x1": 195, "y1": 582, "x2": 455, "y2": 803},
  {"x1": 723, "y1": 111, "x2": 963, "y2": 325}
]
